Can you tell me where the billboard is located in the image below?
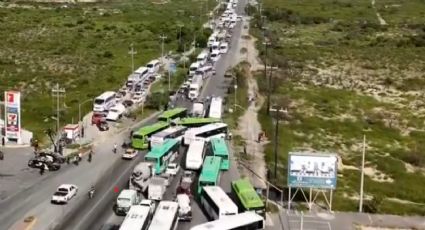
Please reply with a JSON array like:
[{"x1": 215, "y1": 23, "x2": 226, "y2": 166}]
[
  {"x1": 4, "y1": 91, "x2": 21, "y2": 141},
  {"x1": 287, "y1": 152, "x2": 338, "y2": 189}
]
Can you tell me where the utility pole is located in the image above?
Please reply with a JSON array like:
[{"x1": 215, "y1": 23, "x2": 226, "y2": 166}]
[
  {"x1": 159, "y1": 35, "x2": 167, "y2": 65},
  {"x1": 269, "y1": 106, "x2": 287, "y2": 179},
  {"x1": 51, "y1": 83, "x2": 66, "y2": 135},
  {"x1": 129, "y1": 43, "x2": 137, "y2": 73},
  {"x1": 178, "y1": 24, "x2": 184, "y2": 48},
  {"x1": 359, "y1": 134, "x2": 366, "y2": 212}
]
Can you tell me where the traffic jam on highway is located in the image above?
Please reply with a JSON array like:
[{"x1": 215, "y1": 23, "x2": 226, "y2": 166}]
[{"x1": 44, "y1": 0, "x2": 268, "y2": 229}]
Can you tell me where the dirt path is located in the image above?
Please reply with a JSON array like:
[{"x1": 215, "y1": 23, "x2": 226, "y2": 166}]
[
  {"x1": 235, "y1": 67, "x2": 268, "y2": 189},
  {"x1": 371, "y1": 0, "x2": 387, "y2": 25}
]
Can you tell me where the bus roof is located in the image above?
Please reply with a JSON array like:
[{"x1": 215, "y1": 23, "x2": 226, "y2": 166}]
[
  {"x1": 158, "y1": 107, "x2": 187, "y2": 120},
  {"x1": 119, "y1": 205, "x2": 151, "y2": 230},
  {"x1": 148, "y1": 201, "x2": 179, "y2": 230},
  {"x1": 145, "y1": 139, "x2": 179, "y2": 159},
  {"x1": 177, "y1": 117, "x2": 220, "y2": 126},
  {"x1": 199, "y1": 156, "x2": 221, "y2": 182},
  {"x1": 190, "y1": 212, "x2": 264, "y2": 230},
  {"x1": 232, "y1": 179, "x2": 265, "y2": 209},
  {"x1": 96, "y1": 91, "x2": 115, "y2": 100},
  {"x1": 152, "y1": 126, "x2": 187, "y2": 138},
  {"x1": 202, "y1": 186, "x2": 238, "y2": 212},
  {"x1": 210, "y1": 138, "x2": 229, "y2": 157},
  {"x1": 136, "y1": 122, "x2": 169, "y2": 136},
  {"x1": 188, "y1": 123, "x2": 227, "y2": 135}
]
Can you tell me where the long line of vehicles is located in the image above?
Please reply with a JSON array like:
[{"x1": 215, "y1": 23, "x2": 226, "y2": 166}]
[
  {"x1": 91, "y1": 58, "x2": 162, "y2": 130},
  {"x1": 51, "y1": 0, "x2": 266, "y2": 229}
]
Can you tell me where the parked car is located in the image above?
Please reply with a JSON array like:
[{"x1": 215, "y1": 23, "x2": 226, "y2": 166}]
[
  {"x1": 122, "y1": 148, "x2": 138, "y2": 160},
  {"x1": 165, "y1": 163, "x2": 180, "y2": 176},
  {"x1": 51, "y1": 184, "x2": 78, "y2": 204}
]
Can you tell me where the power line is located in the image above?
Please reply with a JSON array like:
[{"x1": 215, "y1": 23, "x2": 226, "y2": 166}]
[{"x1": 269, "y1": 107, "x2": 288, "y2": 179}]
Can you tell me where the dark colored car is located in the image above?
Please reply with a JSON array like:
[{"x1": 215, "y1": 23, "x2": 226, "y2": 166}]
[{"x1": 122, "y1": 100, "x2": 134, "y2": 108}]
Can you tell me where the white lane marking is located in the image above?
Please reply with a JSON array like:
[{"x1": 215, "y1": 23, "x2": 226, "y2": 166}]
[{"x1": 73, "y1": 159, "x2": 135, "y2": 229}]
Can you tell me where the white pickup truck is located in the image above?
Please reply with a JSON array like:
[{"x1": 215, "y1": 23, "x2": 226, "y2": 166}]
[
  {"x1": 106, "y1": 103, "x2": 126, "y2": 121},
  {"x1": 148, "y1": 177, "x2": 167, "y2": 201}
]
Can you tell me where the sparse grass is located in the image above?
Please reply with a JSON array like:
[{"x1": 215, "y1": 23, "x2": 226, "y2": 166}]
[
  {"x1": 0, "y1": 0, "x2": 217, "y2": 140},
  {"x1": 251, "y1": 0, "x2": 425, "y2": 215}
]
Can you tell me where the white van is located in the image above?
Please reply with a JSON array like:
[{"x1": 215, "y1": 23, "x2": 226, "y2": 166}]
[
  {"x1": 211, "y1": 50, "x2": 221, "y2": 62},
  {"x1": 146, "y1": 59, "x2": 161, "y2": 74},
  {"x1": 212, "y1": 41, "x2": 220, "y2": 51},
  {"x1": 116, "y1": 189, "x2": 140, "y2": 215},
  {"x1": 189, "y1": 62, "x2": 201, "y2": 77},
  {"x1": 220, "y1": 42, "x2": 229, "y2": 54},
  {"x1": 208, "y1": 32, "x2": 218, "y2": 47},
  {"x1": 196, "y1": 51, "x2": 209, "y2": 66}
]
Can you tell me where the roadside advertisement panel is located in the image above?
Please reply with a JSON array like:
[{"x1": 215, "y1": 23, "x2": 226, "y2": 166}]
[
  {"x1": 4, "y1": 91, "x2": 21, "y2": 141},
  {"x1": 287, "y1": 152, "x2": 338, "y2": 189}
]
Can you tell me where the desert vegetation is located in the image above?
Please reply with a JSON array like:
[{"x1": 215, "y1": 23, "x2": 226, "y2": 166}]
[
  {"x1": 0, "y1": 0, "x2": 216, "y2": 139},
  {"x1": 248, "y1": 0, "x2": 425, "y2": 214}
]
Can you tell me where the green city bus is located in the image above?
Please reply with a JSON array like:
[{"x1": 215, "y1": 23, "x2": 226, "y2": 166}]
[
  {"x1": 131, "y1": 122, "x2": 170, "y2": 149},
  {"x1": 158, "y1": 107, "x2": 188, "y2": 123},
  {"x1": 210, "y1": 137, "x2": 230, "y2": 171},
  {"x1": 144, "y1": 138, "x2": 180, "y2": 175},
  {"x1": 197, "y1": 156, "x2": 222, "y2": 194},
  {"x1": 231, "y1": 179, "x2": 265, "y2": 218},
  {"x1": 176, "y1": 117, "x2": 220, "y2": 128}
]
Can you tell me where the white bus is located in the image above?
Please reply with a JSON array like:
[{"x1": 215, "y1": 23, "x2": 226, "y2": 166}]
[
  {"x1": 208, "y1": 97, "x2": 223, "y2": 119},
  {"x1": 93, "y1": 91, "x2": 116, "y2": 112},
  {"x1": 189, "y1": 62, "x2": 201, "y2": 76},
  {"x1": 190, "y1": 212, "x2": 265, "y2": 230},
  {"x1": 150, "y1": 126, "x2": 187, "y2": 148},
  {"x1": 148, "y1": 201, "x2": 179, "y2": 230},
  {"x1": 196, "y1": 51, "x2": 209, "y2": 66},
  {"x1": 183, "y1": 123, "x2": 228, "y2": 145},
  {"x1": 185, "y1": 138, "x2": 206, "y2": 170},
  {"x1": 135, "y1": 67, "x2": 150, "y2": 80},
  {"x1": 200, "y1": 186, "x2": 238, "y2": 220},
  {"x1": 119, "y1": 205, "x2": 151, "y2": 230}
]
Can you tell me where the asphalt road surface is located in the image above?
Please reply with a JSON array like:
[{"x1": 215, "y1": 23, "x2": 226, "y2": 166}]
[{"x1": 0, "y1": 115, "x2": 158, "y2": 230}]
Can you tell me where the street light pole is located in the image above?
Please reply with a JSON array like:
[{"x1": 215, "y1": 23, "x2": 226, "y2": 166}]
[
  {"x1": 51, "y1": 83, "x2": 66, "y2": 135},
  {"x1": 359, "y1": 134, "x2": 366, "y2": 212},
  {"x1": 269, "y1": 106, "x2": 287, "y2": 179},
  {"x1": 129, "y1": 43, "x2": 137, "y2": 73},
  {"x1": 159, "y1": 35, "x2": 167, "y2": 65},
  {"x1": 78, "y1": 98, "x2": 93, "y2": 126}
]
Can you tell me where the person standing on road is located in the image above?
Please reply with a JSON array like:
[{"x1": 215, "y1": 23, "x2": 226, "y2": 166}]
[
  {"x1": 40, "y1": 164, "x2": 45, "y2": 175},
  {"x1": 88, "y1": 150, "x2": 93, "y2": 162},
  {"x1": 0, "y1": 151, "x2": 4, "y2": 160},
  {"x1": 113, "y1": 143, "x2": 117, "y2": 154}
]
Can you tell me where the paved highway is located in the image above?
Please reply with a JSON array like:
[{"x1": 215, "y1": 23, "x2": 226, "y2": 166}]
[
  {"x1": 0, "y1": 114, "x2": 159, "y2": 230},
  {"x1": 64, "y1": 0, "x2": 249, "y2": 229}
]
